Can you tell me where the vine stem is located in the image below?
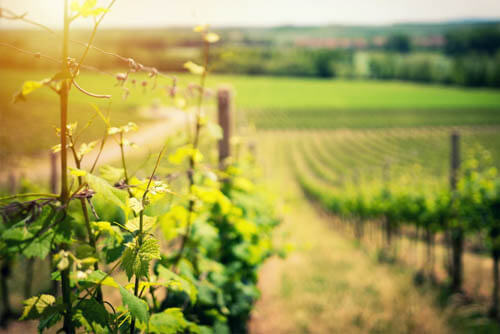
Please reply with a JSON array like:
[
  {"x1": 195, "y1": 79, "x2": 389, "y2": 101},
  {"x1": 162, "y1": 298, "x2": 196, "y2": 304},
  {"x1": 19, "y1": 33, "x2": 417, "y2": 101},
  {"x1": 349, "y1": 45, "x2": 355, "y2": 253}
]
[
  {"x1": 59, "y1": 1, "x2": 74, "y2": 333},
  {"x1": 129, "y1": 145, "x2": 167, "y2": 334},
  {"x1": 119, "y1": 132, "x2": 130, "y2": 184},
  {"x1": 72, "y1": 78, "x2": 111, "y2": 98},
  {"x1": 129, "y1": 211, "x2": 143, "y2": 334},
  {"x1": 0, "y1": 193, "x2": 58, "y2": 201},
  {"x1": 69, "y1": 139, "x2": 103, "y2": 303}
]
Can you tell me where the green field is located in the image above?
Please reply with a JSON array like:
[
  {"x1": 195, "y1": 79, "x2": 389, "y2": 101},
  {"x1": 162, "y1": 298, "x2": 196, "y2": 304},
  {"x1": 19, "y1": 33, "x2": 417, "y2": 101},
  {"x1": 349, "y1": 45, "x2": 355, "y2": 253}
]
[{"x1": 2, "y1": 68, "x2": 500, "y2": 159}]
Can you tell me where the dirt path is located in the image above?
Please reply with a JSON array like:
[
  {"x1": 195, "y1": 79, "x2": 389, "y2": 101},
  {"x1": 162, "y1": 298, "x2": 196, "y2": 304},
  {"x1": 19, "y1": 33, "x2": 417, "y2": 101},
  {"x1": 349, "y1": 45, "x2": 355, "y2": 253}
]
[
  {"x1": 249, "y1": 131, "x2": 455, "y2": 334},
  {"x1": 0, "y1": 108, "x2": 190, "y2": 184}
]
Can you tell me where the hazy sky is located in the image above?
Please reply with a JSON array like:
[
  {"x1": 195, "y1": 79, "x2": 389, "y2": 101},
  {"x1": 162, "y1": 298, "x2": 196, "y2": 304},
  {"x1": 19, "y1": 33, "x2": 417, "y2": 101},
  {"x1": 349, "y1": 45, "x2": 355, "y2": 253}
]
[{"x1": 1, "y1": 0, "x2": 500, "y2": 28}]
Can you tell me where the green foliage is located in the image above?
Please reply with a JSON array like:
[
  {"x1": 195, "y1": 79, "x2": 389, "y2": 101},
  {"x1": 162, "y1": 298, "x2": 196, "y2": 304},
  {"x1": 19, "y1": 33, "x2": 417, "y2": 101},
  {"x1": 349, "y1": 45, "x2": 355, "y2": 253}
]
[
  {"x1": 445, "y1": 26, "x2": 500, "y2": 56},
  {"x1": 0, "y1": 6, "x2": 280, "y2": 333},
  {"x1": 158, "y1": 266, "x2": 198, "y2": 304},
  {"x1": 148, "y1": 308, "x2": 192, "y2": 333},
  {"x1": 76, "y1": 299, "x2": 109, "y2": 328},
  {"x1": 70, "y1": 0, "x2": 108, "y2": 18},
  {"x1": 385, "y1": 34, "x2": 412, "y2": 53},
  {"x1": 121, "y1": 237, "x2": 161, "y2": 280},
  {"x1": 20, "y1": 294, "x2": 57, "y2": 320},
  {"x1": 119, "y1": 286, "x2": 150, "y2": 324},
  {"x1": 168, "y1": 145, "x2": 204, "y2": 165}
]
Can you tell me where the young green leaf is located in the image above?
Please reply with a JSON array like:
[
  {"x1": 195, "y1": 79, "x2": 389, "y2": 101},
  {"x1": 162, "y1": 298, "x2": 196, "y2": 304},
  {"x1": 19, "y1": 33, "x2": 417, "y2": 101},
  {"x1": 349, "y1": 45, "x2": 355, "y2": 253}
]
[
  {"x1": 119, "y1": 286, "x2": 149, "y2": 324},
  {"x1": 92, "y1": 221, "x2": 124, "y2": 243},
  {"x1": 77, "y1": 141, "x2": 98, "y2": 159},
  {"x1": 82, "y1": 269, "x2": 119, "y2": 288},
  {"x1": 205, "y1": 122, "x2": 223, "y2": 140},
  {"x1": 70, "y1": 167, "x2": 87, "y2": 177},
  {"x1": 121, "y1": 238, "x2": 160, "y2": 280},
  {"x1": 99, "y1": 165, "x2": 125, "y2": 184},
  {"x1": 183, "y1": 61, "x2": 205, "y2": 75},
  {"x1": 22, "y1": 231, "x2": 53, "y2": 259},
  {"x1": 71, "y1": 0, "x2": 108, "y2": 17},
  {"x1": 125, "y1": 215, "x2": 157, "y2": 233},
  {"x1": 129, "y1": 197, "x2": 144, "y2": 215},
  {"x1": 157, "y1": 266, "x2": 198, "y2": 304},
  {"x1": 20, "y1": 294, "x2": 56, "y2": 320},
  {"x1": 204, "y1": 33, "x2": 220, "y2": 44},
  {"x1": 193, "y1": 24, "x2": 208, "y2": 32},
  {"x1": 168, "y1": 145, "x2": 203, "y2": 165},
  {"x1": 77, "y1": 299, "x2": 108, "y2": 327},
  {"x1": 13, "y1": 79, "x2": 49, "y2": 103},
  {"x1": 149, "y1": 308, "x2": 191, "y2": 334}
]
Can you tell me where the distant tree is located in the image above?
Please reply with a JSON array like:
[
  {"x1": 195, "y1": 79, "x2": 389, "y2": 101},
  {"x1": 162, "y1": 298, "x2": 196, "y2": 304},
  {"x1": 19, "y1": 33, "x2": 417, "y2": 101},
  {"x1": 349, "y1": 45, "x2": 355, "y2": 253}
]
[
  {"x1": 385, "y1": 34, "x2": 411, "y2": 53},
  {"x1": 469, "y1": 27, "x2": 500, "y2": 55},
  {"x1": 314, "y1": 50, "x2": 335, "y2": 78},
  {"x1": 444, "y1": 31, "x2": 469, "y2": 55},
  {"x1": 445, "y1": 26, "x2": 500, "y2": 56},
  {"x1": 313, "y1": 49, "x2": 352, "y2": 78}
]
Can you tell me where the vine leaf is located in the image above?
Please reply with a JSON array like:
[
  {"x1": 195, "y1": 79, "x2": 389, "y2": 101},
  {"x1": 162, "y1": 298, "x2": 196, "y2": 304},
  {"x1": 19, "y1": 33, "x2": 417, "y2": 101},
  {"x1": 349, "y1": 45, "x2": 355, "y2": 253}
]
[
  {"x1": 99, "y1": 165, "x2": 125, "y2": 184},
  {"x1": 183, "y1": 61, "x2": 205, "y2": 75},
  {"x1": 204, "y1": 33, "x2": 220, "y2": 44},
  {"x1": 20, "y1": 294, "x2": 56, "y2": 320},
  {"x1": 121, "y1": 238, "x2": 160, "y2": 280},
  {"x1": 119, "y1": 286, "x2": 149, "y2": 324},
  {"x1": 125, "y1": 215, "x2": 157, "y2": 233},
  {"x1": 82, "y1": 269, "x2": 119, "y2": 288},
  {"x1": 157, "y1": 266, "x2": 198, "y2": 304},
  {"x1": 85, "y1": 173, "x2": 127, "y2": 208},
  {"x1": 92, "y1": 221, "x2": 124, "y2": 243},
  {"x1": 205, "y1": 122, "x2": 223, "y2": 140},
  {"x1": 77, "y1": 299, "x2": 108, "y2": 328},
  {"x1": 13, "y1": 79, "x2": 50, "y2": 103},
  {"x1": 129, "y1": 198, "x2": 144, "y2": 215},
  {"x1": 71, "y1": 0, "x2": 108, "y2": 17},
  {"x1": 193, "y1": 24, "x2": 208, "y2": 33},
  {"x1": 168, "y1": 145, "x2": 203, "y2": 165},
  {"x1": 77, "y1": 140, "x2": 98, "y2": 159},
  {"x1": 22, "y1": 231, "x2": 53, "y2": 259},
  {"x1": 85, "y1": 173, "x2": 127, "y2": 222},
  {"x1": 149, "y1": 308, "x2": 192, "y2": 334}
]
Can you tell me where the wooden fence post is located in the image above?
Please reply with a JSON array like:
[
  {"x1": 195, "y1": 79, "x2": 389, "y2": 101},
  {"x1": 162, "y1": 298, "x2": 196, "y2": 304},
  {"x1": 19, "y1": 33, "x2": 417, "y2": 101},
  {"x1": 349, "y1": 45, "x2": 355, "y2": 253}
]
[
  {"x1": 217, "y1": 88, "x2": 232, "y2": 168},
  {"x1": 450, "y1": 132, "x2": 460, "y2": 191},
  {"x1": 383, "y1": 159, "x2": 391, "y2": 184},
  {"x1": 450, "y1": 131, "x2": 464, "y2": 293},
  {"x1": 248, "y1": 141, "x2": 256, "y2": 158}
]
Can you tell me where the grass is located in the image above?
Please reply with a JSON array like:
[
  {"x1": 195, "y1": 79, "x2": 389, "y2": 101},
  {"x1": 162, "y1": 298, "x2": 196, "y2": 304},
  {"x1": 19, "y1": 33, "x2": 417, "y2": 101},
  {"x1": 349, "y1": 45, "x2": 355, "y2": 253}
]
[{"x1": 2, "y1": 68, "x2": 500, "y2": 160}]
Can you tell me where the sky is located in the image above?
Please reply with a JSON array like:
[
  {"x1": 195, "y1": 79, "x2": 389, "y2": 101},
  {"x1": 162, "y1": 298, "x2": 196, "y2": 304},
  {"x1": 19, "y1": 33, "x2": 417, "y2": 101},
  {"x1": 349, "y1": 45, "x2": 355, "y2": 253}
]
[{"x1": 1, "y1": 0, "x2": 500, "y2": 28}]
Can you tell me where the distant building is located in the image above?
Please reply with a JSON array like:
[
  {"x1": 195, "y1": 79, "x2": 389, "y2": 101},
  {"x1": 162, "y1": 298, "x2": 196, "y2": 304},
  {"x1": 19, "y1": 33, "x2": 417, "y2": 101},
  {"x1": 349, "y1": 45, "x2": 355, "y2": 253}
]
[
  {"x1": 413, "y1": 35, "x2": 445, "y2": 48},
  {"x1": 295, "y1": 37, "x2": 368, "y2": 49},
  {"x1": 294, "y1": 35, "x2": 444, "y2": 49}
]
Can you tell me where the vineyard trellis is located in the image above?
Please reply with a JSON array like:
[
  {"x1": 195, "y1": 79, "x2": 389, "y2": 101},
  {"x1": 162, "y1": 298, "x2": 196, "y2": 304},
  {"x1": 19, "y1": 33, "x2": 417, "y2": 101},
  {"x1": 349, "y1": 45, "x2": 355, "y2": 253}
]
[
  {"x1": 0, "y1": 1, "x2": 281, "y2": 333},
  {"x1": 292, "y1": 128, "x2": 500, "y2": 318}
]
